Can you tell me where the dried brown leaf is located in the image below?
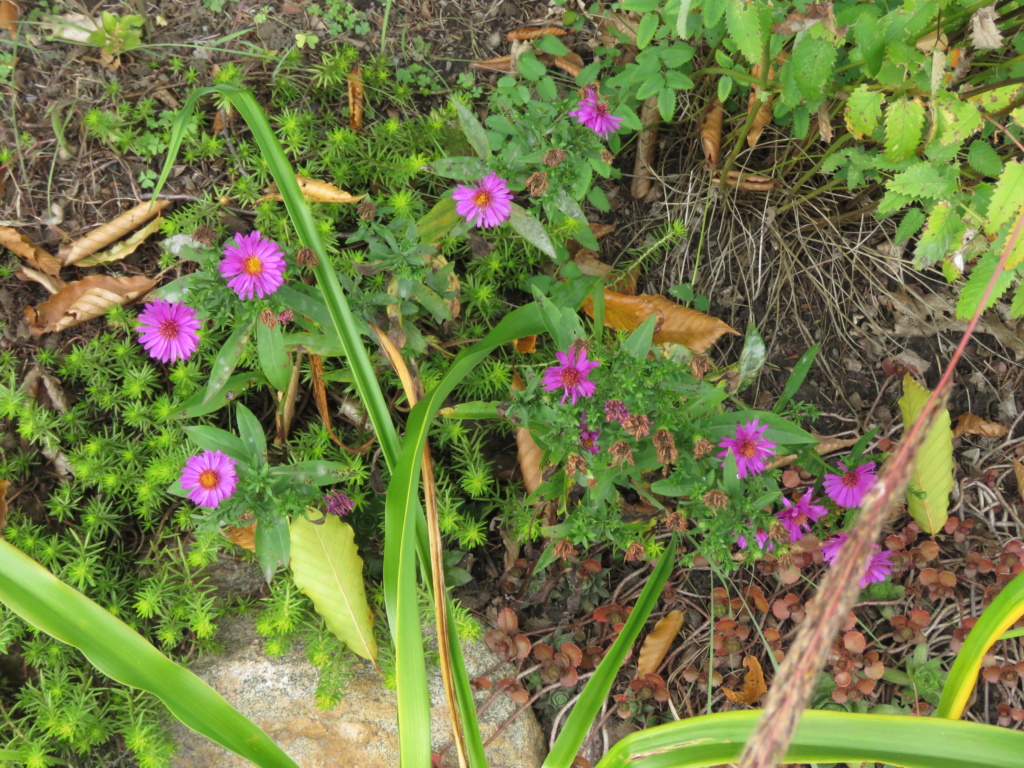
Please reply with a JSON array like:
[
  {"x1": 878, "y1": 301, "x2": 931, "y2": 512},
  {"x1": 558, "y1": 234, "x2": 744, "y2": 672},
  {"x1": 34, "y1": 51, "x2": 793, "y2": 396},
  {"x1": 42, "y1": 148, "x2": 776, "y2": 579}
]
[
  {"x1": 0, "y1": 0, "x2": 17, "y2": 36},
  {"x1": 711, "y1": 170, "x2": 780, "y2": 191},
  {"x1": 637, "y1": 610, "x2": 684, "y2": 678},
  {"x1": 1014, "y1": 461, "x2": 1024, "y2": 503},
  {"x1": 0, "y1": 479, "x2": 9, "y2": 529},
  {"x1": 573, "y1": 249, "x2": 639, "y2": 295},
  {"x1": 262, "y1": 176, "x2": 365, "y2": 204},
  {"x1": 916, "y1": 29, "x2": 949, "y2": 52},
  {"x1": 953, "y1": 412, "x2": 1009, "y2": 439},
  {"x1": 348, "y1": 62, "x2": 364, "y2": 134},
  {"x1": 75, "y1": 216, "x2": 164, "y2": 267},
  {"x1": 470, "y1": 55, "x2": 512, "y2": 73},
  {"x1": 507, "y1": 26, "x2": 567, "y2": 41},
  {"x1": 0, "y1": 226, "x2": 62, "y2": 275},
  {"x1": 59, "y1": 200, "x2": 171, "y2": 266},
  {"x1": 745, "y1": 64, "x2": 776, "y2": 149},
  {"x1": 512, "y1": 371, "x2": 544, "y2": 495},
  {"x1": 771, "y1": 2, "x2": 831, "y2": 35},
  {"x1": 552, "y1": 53, "x2": 583, "y2": 78},
  {"x1": 817, "y1": 102, "x2": 834, "y2": 144},
  {"x1": 582, "y1": 291, "x2": 739, "y2": 353},
  {"x1": 722, "y1": 655, "x2": 768, "y2": 705},
  {"x1": 970, "y1": 5, "x2": 1002, "y2": 50},
  {"x1": 223, "y1": 521, "x2": 257, "y2": 552},
  {"x1": 16, "y1": 266, "x2": 65, "y2": 294},
  {"x1": 597, "y1": 10, "x2": 639, "y2": 47},
  {"x1": 701, "y1": 98, "x2": 723, "y2": 166},
  {"x1": 632, "y1": 96, "x2": 660, "y2": 199},
  {"x1": 24, "y1": 274, "x2": 156, "y2": 336},
  {"x1": 513, "y1": 336, "x2": 537, "y2": 354}
]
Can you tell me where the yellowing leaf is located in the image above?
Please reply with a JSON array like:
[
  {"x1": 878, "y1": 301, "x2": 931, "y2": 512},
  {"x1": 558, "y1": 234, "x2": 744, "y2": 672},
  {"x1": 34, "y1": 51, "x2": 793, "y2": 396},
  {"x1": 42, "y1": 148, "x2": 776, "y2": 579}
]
[
  {"x1": 289, "y1": 514, "x2": 376, "y2": 661},
  {"x1": 722, "y1": 655, "x2": 768, "y2": 705},
  {"x1": 74, "y1": 215, "x2": 164, "y2": 267},
  {"x1": 637, "y1": 610, "x2": 684, "y2": 678},
  {"x1": 24, "y1": 274, "x2": 156, "y2": 336},
  {"x1": 583, "y1": 291, "x2": 739, "y2": 353},
  {"x1": 58, "y1": 200, "x2": 171, "y2": 266},
  {"x1": 222, "y1": 521, "x2": 256, "y2": 552},
  {"x1": 898, "y1": 375, "x2": 954, "y2": 534},
  {"x1": 261, "y1": 176, "x2": 365, "y2": 204}
]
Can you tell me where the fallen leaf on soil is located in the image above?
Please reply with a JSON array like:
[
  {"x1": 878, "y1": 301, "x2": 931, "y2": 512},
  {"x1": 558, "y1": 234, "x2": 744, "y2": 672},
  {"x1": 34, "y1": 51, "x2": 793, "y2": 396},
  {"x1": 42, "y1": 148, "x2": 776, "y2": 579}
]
[
  {"x1": 582, "y1": 291, "x2": 739, "y2": 353},
  {"x1": 771, "y1": 1, "x2": 831, "y2": 35},
  {"x1": 348, "y1": 61, "x2": 364, "y2": 133},
  {"x1": 223, "y1": 521, "x2": 257, "y2": 552},
  {"x1": 700, "y1": 98, "x2": 723, "y2": 166},
  {"x1": 24, "y1": 274, "x2": 156, "y2": 336},
  {"x1": 722, "y1": 655, "x2": 768, "y2": 705},
  {"x1": 75, "y1": 215, "x2": 164, "y2": 267},
  {"x1": 1014, "y1": 461, "x2": 1024, "y2": 503},
  {"x1": 574, "y1": 249, "x2": 639, "y2": 295},
  {"x1": 953, "y1": 412, "x2": 1009, "y2": 439},
  {"x1": 470, "y1": 55, "x2": 512, "y2": 73},
  {"x1": 632, "y1": 96, "x2": 660, "y2": 199},
  {"x1": 550, "y1": 53, "x2": 583, "y2": 78},
  {"x1": 817, "y1": 102, "x2": 834, "y2": 144},
  {"x1": 59, "y1": 200, "x2": 171, "y2": 266},
  {"x1": 711, "y1": 170, "x2": 780, "y2": 191},
  {"x1": 0, "y1": 0, "x2": 17, "y2": 36},
  {"x1": 746, "y1": 66, "x2": 775, "y2": 149},
  {"x1": 16, "y1": 266, "x2": 65, "y2": 294},
  {"x1": 513, "y1": 336, "x2": 537, "y2": 353},
  {"x1": 309, "y1": 353, "x2": 343, "y2": 448},
  {"x1": 0, "y1": 226, "x2": 62, "y2": 275},
  {"x1": 637, "y1": 610, "x2": 684, "y2": 678},
  {"x1": 507, "y1": 26, "x2": 567, "y2": 41},
  {"x1": 261, "y1": 176, "x2": 364, "y2": 204}
]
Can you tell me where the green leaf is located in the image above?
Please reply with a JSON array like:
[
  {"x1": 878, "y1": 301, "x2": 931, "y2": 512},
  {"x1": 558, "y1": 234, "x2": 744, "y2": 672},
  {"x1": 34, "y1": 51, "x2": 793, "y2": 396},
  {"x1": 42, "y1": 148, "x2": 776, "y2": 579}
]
[
  {"x1": 508, "y1": 203, "x2": 557, "y2": 259},
  {"x1": 622, "y1": 314, "x2": 658, "y2": 358},
  {"x1": 518, "y1": 51, "x2": 547, "y2": 81},
  {"x1": 676, "y1": 0, "x2": 693, "y2": 38},
  {"x1": 955, "y1": 244, "x2": 1017, "y2": 319},
  {"x1": 791, "y1": 28, "x2": 838, "y2": 103},
  {"x1": 417, "y1": 197, "x2": 460, "y2": 245},
  {"x1": 255, "y1": 515, "x2": 290, "y2": 584},
  {"x1": 844, "y1": 85, "x2": 885, "y2": 140},
  {"x1": 234, "y1": 403, "x2": 267, "y2": 463},
  {"x1": 438, "y1": 401, "x2": 501, "y2": 420},
  {"x1": 854, "y1": 12, "x2": 884, "y2": 76},
  {"x1": 886, "y1": 161, "x2": 958, "y2": 202},
  {"x1": 883, "y1": 97, "x2": 925, "y2": 162},
  {"x1": 914, "y1": 202, "x2": 964, "y2": 267},
  {"x1": 636, "y1": 12, "x2": 660, "y2": 49},
  {"x1": 271, "y1": 460, "x2": 353, "y2": 486},
  {"x1": 726, "y1": 0, "x2": 768, "y2": 66},
  {"x1": 428, "y1": 156, "x2": 491, "y2": 181},
  {"x1": 184, "y1": 425, "x2": 248, "y2": 461},
  {"x1": 717, "y1": 75, "x2": 733, "y2": 103},
  {"x1": 894, "y1": 207, "x2": 926, "y2": 244},
  {"x1": 535, "y1": 34, "x2": 569, "y2": 56},
  {"x1": 1011, "y1": 283, "x2": 1024, "y2": 319},
  {"x1": 736, "y1": 320, "x2": 766, "y2": 391},
  {"x1": 897, "y1": 375, "x2": 953, "y2": 534},
  {"x1": 290, "y1": 514, "x2": 377, "y2": 660},
  {"x1": 703, "y1": 0, "x2": 727, "y2": 27},
  {"x1": 967, "y1": 140, "x2": 1003, "y2": 177},
  {"x1": 658, "y1": 86, "x2": 676, "y2": 122},
  {"x1": 451, "y1": 98, "x2": 491, "y2": 159},
  {"x1": 0, "y1": 539, "x2": 300, "y2": 768},
  {"x1": 636, "y1": 72, "x2": 666, "y2": 100},
  {"x1": 587, "y1": 185, "x2": 611, "y2": 212},
  {"x1": 773, "y1": 343, "x2": 819, "y2": 413},
  {"x1": 256, "y1": 321, "x2": 291, "y2": 392},
  {"x1": 202, "y1": 319, "x2": 253, "y2": 406},
  {"x1": 984, "y1": 160, "x2": 1024, "y2": 237},
  {"x1": 933, "y1": 92, "x2": 982, "y2": 148},
  {"x1": 702, "y1": 411, "x2": 818, "y2": 449},
  {"x1": 175, "y1": 372, "x2": 260, "y2": 419}
]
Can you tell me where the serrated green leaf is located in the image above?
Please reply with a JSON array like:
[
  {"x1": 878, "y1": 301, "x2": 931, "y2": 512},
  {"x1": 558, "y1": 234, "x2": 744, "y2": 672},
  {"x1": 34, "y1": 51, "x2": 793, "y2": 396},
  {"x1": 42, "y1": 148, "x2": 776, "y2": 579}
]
[
  {"x1": 451, "y1": 98, "x2": 491, "y2": 159},
  {"x1": 791, "y1": 104, "x2": 810, "y2": 139},
  {"x1": 290, "y1": 515, "x2": 376, "y2": 660},
  {"x1": 844, "y1": 85, "x2": 885, "y2": 140},
  {"x1": 658, "y1": 86, "x2": 676, "y2": 122},
  {"x1": 895, "y1": 207, "x2": 926, "y2": 244},
  {"x1": 1010, "y1": 283, "x2": 1024, "y2": 318},
  {"x1": 636, "y1": 12, "x2": 660, "y2": 48},
  {"x1": 955, "y1": 244, "x2": 1017, "y2": 319},
  {"x1": 914, "y1": 202, "x2": 964, "y2": 267},
  {"x1": 508, "y1": 203, "x2": 556, "y2": 259},
  {"x1": 518, "y1": 51, "x2": 547, "y2": 81},
  {"x1": 898, "y1": 375, "x2": 952, "y2": 534},
  {"x1": 536, "y1": 33, "x2": 569, "y2": 56},
  {"x1": 933, "y1": 93, "x2": 982, "y2": 148},
  {"x1": 717, "y1": 76, "x2": 733, "y2": 103},
  {"x1": 984, "y1": 160, "x2": 1024, "y2": 237},
  {"x1": 658, "y1": 42, "x2": 695, "y2": 68},
  {"x1": 886, "y1": 162, "x2": 958, "y2": 202},
  {"x1": 883, "y1": 98, "x2": 925, "y2": 162},
  {"x1": 256, "y1": 321, "x2": 291, "y2": 392},
  {"x1": 854, "y1": 12, "x2": 884, "y2": 76},
  {"x1": 967, "y1": 140, "x2": 1003, "y2": 177},
  {"x1": 726, "y1": 0, "x2": 768, "y2": 66},
  {"x1": 969, "y1": 83, "x2": 1024, "y2": 114},
  {"x1": 636, "y1": 72, "x2": 666, "y2": 100},
  {"x1": 791, "y1": 29, "x2": 838, "y2": 102}
]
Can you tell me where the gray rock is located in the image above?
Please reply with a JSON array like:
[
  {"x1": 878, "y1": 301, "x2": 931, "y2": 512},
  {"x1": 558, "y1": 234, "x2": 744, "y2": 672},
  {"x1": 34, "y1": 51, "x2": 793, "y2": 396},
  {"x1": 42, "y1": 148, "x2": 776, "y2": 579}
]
[{"x1": 170, "y1": 615, "x2": 547, "y2": 768}]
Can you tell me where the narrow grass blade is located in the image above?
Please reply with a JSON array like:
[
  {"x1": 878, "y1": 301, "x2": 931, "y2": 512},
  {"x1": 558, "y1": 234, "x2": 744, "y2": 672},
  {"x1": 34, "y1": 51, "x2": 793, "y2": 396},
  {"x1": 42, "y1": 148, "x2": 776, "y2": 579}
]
[
  {"x1": 596, "y1": 710, "x2": 1024, "y2": 768},
  {"x1": 938, "y1": 570, "x2": 1024, "y2": 719},
  {"x1": 544, "y1": 536, "x2": 677, "y2": 768},
  {"x1": 898, "y1": 374, "x2": 953, "y2": 533},
  {"x1": 0, "y1": 539, "x2": 300, "y2": 768}
]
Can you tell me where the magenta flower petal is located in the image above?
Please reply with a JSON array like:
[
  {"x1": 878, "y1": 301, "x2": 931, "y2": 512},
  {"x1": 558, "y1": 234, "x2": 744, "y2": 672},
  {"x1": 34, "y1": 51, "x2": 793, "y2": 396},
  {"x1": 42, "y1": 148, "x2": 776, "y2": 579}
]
[
  {"x1": 220, "y1": 230, "x2": 287, "y2": 299},
  {"x1": 569, "y1": 89, "x2": 624, "y2": 139},
  {"x1": 823, "y1": 461, "x2": 877, "y2": 508},
  {"x1": 578, "y1": 412, "x2": 600, "y2": 455},
  {"x1": 452, "y1": 173, "x2": 513, "y2": 228},
  {"x1": 136, "y1": 300, "x2": 202, "y2": 363},
  {"x1": 542, "y1": 347, "x2": 601, "y2": 405},
  {"x1": 716, "y1": 419, "x2": 776, "y2": 479},
  {"x1": 776, "y1": 488, "x2": 828, "y2": 542},
  {"x1": 180, "y1": 450, "x2": 238, "y2": 508},
  {"x1": 736, "y1": 525, "x2": 773, "y2": 553},
  {"x1": 820, "y1": 532, "x2": 893, "y2": 587}
]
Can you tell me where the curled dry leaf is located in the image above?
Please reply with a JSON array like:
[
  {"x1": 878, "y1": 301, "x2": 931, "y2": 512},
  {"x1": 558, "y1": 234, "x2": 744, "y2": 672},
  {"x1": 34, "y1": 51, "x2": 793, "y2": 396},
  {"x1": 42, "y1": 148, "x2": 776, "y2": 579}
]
[
  {"x1": 16, "y1": 266, "x2": 65, "y2": 295},
  {"x1": 631, "y1": 96, "x2": 660, "y2": 199},
  {"x1": 953, "y1": 412, "x2": 1009, "y2": 439},
  {"x1": 546, "y1": 52, "x2": 584, "y2": 78},
  {"x1": 59, "y1": 199, "x2": 171, "y2": 267},
  {"x1": 507, "y1": 26, "x2": 567, "y2": 41},
  {"x1": 75, "y1": 215, "x2": 164, "y2": 267},
  {"x1": 700, "y1": 98, "x2": 723, "y2": 166},
  {"x1": 24, "y1": 274, "x2": 156, "y2": 336},
  {"x1": 223, "y1": 521, "x2": 257, "y2": 552},
  {"x1": 470, "y1": 55, "x2": 512, "y2": 73},
  {"x1": 712, "y1": 170, "x2": 780, "y2": 191},
  {"x1": 746, "y1": 65, "x2": 776, "y2": 149},
  {"x1": 262, "y1": 176, "x2": 365, "y2": 204},
  {"x1": 513, "y1": 335, "x2": 537, "y2": 354},
  {"x1": 0, "y1": 479, "x2": 8, "y2": 530},
  {"x1": 637, "y1": 610, "x2": 684, "y2": 678},
  {"x1": 574, "y1": 249, "x2": 639, "y2": 295},
  {"x1": 971, "y1": 4, "x2": 1003, "y2": 50},
  {"x1": 348, "y1": 61, "x2": 364, "y2": 134},
  {"x1": 0, "y1": 226, "x2": 62, "y2": 276},
  {"x1": 1014, "y1": 461, "x2": 1024, "y2": 504},
  {"x1": 512, "y1": 371, "x2": 544, "y2": 496},
  {"x1": 0, "y1": 0, "x2": 17, "y2": 36},
  {"x1": 582, "y1": 290, "x2": 739, "y2": 353},
  {"x1": 722, "y1": 655, "x2": 768, "y2": 705}
]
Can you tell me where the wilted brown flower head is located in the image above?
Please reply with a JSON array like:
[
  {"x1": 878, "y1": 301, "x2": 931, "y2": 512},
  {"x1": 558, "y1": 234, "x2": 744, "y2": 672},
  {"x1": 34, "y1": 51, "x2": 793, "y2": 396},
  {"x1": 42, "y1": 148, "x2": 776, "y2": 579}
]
[
  {"x1": 609, "y1": 440, "x2": 634, "y2": 467},
  {"x1": 693, "y1": 438, "x2": 714, "y2": 459},
  {"x1": 192, "y1": 226, "x2": 218, "y2": 246},
  {"x1": 358, "y1": 199, "x2": 377, "y2": 220},
  {"x1": 600, "y1": 149, "x2": 615, "y2": 165},
  {"x1": 296, "y1": 246, "x2": 318, "y2": 266},
  {"x1": 703, "y1": 489, "x2": 728, "y2": 510},
  {"x1": 565, "y1": 453, "x2": 588, "y2": 477},
  {"x1": 622, "y1": 413, "x2": 652, "y2": 440},
  {"x1": 554, "y1": 538, "x2": 578, "y2": 561},
  {"x1": 260, "y1": 308, "x2": 278, "y2": 328},
  {"x1": 543, "y1": 148, "x2": 568, "y2": 166},
  {"x1": 665, "y1": 512, "x2": 688, "y2": 531},
  {"x1": 526, "y1": 171, "x2": 550, "y2": 197},
  {"x1": 690, "y1": 354, "x2": 712, "y2": 380},
  {"x1": 624, "y1": 542, "x2": 646, "y2": 562},
  {"x1": 653, "y1": 429, "x2": 678, "y2": 465}
]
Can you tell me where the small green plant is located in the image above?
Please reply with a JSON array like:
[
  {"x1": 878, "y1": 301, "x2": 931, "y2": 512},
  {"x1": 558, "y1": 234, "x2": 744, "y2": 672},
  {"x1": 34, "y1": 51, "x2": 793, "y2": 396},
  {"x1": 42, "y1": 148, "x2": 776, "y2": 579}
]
[{"x1": 86, "y1": 12, "x2": 146, "y2": 58}]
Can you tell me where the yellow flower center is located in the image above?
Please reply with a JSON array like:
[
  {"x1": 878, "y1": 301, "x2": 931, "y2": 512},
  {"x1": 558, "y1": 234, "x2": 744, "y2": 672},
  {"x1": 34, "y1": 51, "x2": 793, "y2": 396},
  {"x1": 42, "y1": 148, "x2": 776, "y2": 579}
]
[
  {"x1": 243, "y1": 256, "x2": 263, "y2": 276},
  {"x1": 198, "y1": 469, "x2": 220, "y2": 489},
  {"x1": 473, "y1": 190, "x2": 492, "y2": 207}
]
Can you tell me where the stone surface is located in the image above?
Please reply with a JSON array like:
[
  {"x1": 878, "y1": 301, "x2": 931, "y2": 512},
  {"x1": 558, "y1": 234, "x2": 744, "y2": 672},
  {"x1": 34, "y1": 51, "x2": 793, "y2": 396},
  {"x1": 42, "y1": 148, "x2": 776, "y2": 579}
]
[{"x1": 170, "y1": 615, "x2": 547, "y2": 768}]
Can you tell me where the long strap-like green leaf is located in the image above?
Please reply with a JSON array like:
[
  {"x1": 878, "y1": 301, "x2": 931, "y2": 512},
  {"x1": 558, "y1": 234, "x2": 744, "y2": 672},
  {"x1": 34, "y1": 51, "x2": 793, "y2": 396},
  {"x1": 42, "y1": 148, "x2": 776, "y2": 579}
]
[
  {"x1": 0, "y1": 539, "x2": 300, "y2": 768},
  {"x1": 595, "y1": 709, "x2": 1024, "y2": 768}
]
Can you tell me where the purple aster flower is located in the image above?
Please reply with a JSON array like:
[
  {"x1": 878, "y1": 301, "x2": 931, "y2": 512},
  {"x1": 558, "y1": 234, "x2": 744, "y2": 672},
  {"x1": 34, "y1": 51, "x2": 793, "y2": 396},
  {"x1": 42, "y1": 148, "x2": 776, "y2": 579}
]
[
  {"x1": 180, "y1": 450, "x2": 238, "y2": 509},
  {"x1": 452, "y1": 173, "x2": 513, "y2": 228},
  {"x1": 604, "y1": 399, "x2": 630, "y2": 424},
  {"x1": 135, "y1": 300, "x2": 201, "y2": 363},
  {"x1": 578, "y1": 412, "x2": 600, "y2": 455},
  {"x1": 776, "y1": 488, "x2": 829, "y2": 542},
  {"x1": 716, "y1": 419, "x2": 776, "y2": 479},
  {"x1": 542, "y1": 347, "x2": 600, "y2": 405},
  {"x1": 823, "y1": 461, "x2": 877, "y2": 508},
  {"x1": 220, "y1": 230, "x2": 287, "y2": 299},
  {"x1": 569, "y1": 89, "x2": 623, "y2": 139},
  {"x1": 736, "y1": 525, "x2": 773, "y2": 553},
  {"x1": 324, "y1": 491, "x2": 354, "y2": 517},
  {"x1": 820, "y1": 532, "x2": 893, "y2": 587}
]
